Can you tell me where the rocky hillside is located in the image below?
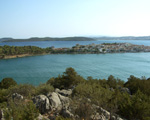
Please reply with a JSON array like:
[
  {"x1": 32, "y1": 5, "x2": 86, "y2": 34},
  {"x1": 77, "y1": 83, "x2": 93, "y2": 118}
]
[{"x1": 0, "y1": 68, "x2": 150, "y2": 120}]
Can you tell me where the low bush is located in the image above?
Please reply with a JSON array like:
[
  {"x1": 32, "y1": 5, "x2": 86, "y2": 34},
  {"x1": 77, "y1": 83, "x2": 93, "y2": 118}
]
[
  {"x1": 9, "y1": 84, "x2": 36, "y2": 98},
  {"x1": 47, "y1": 67, "x2": 85, "y2": 89},
  {"x1": 35, "y1": 83, "x2": 54, "y2": 95},
  {"x1": 73, "y1": 82, "x2": 112, "y2": 107},
  {"x1": 0, "y1": 78, "x2": 17, "y2": 89},
  {"x1": 4, "y1": 100, "x2": 39, "y2": 120}
]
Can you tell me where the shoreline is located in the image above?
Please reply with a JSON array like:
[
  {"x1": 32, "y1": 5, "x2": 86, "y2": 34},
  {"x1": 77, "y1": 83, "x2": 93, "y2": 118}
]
[
  {"x1": 1, "y1": 42, "x2": 150, "y2": 59},
  {"x1": 1, "y1": 53, "x2": 49, "y2": 59},
  {"x1": 1, "y1": 51, "x2": 150, "y2": 60}
]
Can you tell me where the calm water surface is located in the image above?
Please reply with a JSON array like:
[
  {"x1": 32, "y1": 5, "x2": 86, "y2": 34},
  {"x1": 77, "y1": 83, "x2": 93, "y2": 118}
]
[
  {"x1": 1, "y1": 40, "x2": 150, "y2": 48},
  {"x1": 0, "y1": 53, "x2": 150, "y2": 85}
]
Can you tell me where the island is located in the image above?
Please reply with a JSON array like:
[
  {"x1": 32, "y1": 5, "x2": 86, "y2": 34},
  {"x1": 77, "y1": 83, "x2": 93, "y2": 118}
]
[
  {"x1": 1, "y1": 43, "x2": 150, "y2": 59},
  {"x1": 0, "y1": 37, "x2": 94, "y2": 42},
  {"x1": 1, "y1": 36, "x2": 150, "y2": 42}
]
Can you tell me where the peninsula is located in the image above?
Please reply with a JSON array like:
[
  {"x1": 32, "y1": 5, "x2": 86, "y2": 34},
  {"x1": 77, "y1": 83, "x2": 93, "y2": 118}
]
[{"x1": 1, "y1": 43, "x2": 150, "y2": 59}]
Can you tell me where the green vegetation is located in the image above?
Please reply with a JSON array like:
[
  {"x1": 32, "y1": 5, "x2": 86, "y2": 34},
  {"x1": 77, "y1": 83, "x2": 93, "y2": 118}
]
[
  {"x1": 0, "y1": 45, "x2": 47, "y2": 56},
  {"x1": 4, "y1": 100, "x2": 39, "y2": 120},
  {"x1": 0, "y1": 67, "x2": 150, "y2": 120},
  {"x1": 0, "y1": 78, "x2": 17, "y2": 89},
  {"x1": 47, "y1": 67, "x2": 85, "y2": 89}
]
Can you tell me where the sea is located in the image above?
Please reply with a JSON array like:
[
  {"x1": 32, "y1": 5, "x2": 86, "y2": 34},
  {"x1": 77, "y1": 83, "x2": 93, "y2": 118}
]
[{"x1": 0, "y1": 40, "x2": 150, "y2": 85}]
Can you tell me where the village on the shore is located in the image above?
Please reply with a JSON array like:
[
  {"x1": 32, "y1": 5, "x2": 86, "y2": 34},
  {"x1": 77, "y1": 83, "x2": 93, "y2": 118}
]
[{"x1": 51, "y1": 43, "x2": 150, "y2": 54}]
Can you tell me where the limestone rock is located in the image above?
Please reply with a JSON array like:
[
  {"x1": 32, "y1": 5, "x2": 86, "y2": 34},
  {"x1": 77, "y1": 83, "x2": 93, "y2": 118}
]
[
  {"x1": 57, "y1": 93, "x2": 70, "y2": 107},
  {"x1": 57, "y1": 89, "x2": 72, "y2": 96},
  {"x1": 12, "y1": 93, "x2": 23, "y2": 100},
  {"x1": 36, "y1": 114, "x2": 50, "y2": 120},
  {"x1": 118, "y1": 87, "x2": 131, "y2": 94},
  {"x1": 61, "y1": 108, "x2": 74, "y2": 118},
  {"x1": 47, "y1": 92, "x2": 62, "y2": 111},
  {"x1": 32, "y1": 95, "x2": 50, "y2": 114}
]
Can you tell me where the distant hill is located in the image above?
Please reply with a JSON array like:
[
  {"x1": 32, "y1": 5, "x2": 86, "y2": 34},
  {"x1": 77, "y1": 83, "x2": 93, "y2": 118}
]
[
  {"x1": 0, "y1": 37, "x2": 94, "y2": 42},
  {"x1": 1, "y1": 36, "x2": 150, "y2": 42},
  {"x1": 94, "y1": 36, "x2": 150, "y2": 40},
  {"x1": 0, "y1": 38, "x2": 13, "y2": 42}
]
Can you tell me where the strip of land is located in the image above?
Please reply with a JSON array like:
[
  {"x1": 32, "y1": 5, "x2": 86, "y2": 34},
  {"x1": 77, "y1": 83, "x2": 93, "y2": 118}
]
[{"x1": 1, "y1": 43, "x2": 150, "y2": 59}]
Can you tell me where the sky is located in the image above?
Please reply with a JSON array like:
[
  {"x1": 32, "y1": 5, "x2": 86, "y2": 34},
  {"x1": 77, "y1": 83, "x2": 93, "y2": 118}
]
[{"x1": 0, "y1": 0, "x2": 150, "y2": 38}]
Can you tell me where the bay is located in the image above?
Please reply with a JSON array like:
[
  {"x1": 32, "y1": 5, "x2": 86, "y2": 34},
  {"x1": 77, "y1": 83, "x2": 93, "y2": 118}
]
[
  {"x1": 0, "y1": 53, "x2": 150, "y2": 85},
  {"x1": 1, "y1": 40, "x2": 150, "y2": 48}
]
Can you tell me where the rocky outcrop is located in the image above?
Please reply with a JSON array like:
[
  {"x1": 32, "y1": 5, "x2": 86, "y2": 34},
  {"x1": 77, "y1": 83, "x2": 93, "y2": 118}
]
[
  {"x1": 32, "y1": 95, "x2": 50, "y2": 114},
  {"x1": 60, "y1": 107, "x2": 74, "y2": 118},
  {"x1": 47, "y1": 92, "x2": 62, "y2": 112},
  {"x1": 12, "y1": 93, "x2": 23, "y2": 100},
  {"x1": 36, "y1": 114, "x2": 49, "y2": 120},
  {"x1": 55, "y1": 88, "x2": 72, "y2": 96},
  {"x1": 57, "y1": 93, "x2": 70, "y2": 107},
  {"x1": 32, "y1": 89, "x2": 125, "y2": 120}
]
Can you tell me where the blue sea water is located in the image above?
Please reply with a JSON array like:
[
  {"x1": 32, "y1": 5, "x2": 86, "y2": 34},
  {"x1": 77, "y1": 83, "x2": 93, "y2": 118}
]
[
  {"x1": 0, "y1": 40, "x2": 150, "y2": 85},
  {"x1": 1, "y1": 40, "x2": 150, "y2": 48}
]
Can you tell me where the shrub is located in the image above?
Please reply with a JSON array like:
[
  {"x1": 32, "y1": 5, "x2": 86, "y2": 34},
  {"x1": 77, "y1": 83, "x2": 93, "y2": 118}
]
[
  {"x1": 125, "y1": 75, "x2": 150, "y2": 95},
  {"x1": 73, "y1": 98, "x2": 93, "y2": 120},
  {"x1": 0, "y1": 78, "x2": 17, "y2": 89},
  {"x1": 73, "y1": 82, "x2": 112, "y2": 107},
  {"x1": 47, "y1": 67, "x2": 85, "y2": 89},
  {"x1": 118, "y1": 90, "x2": 150, "y2": 120},
  {"x1": 35, "y1": 83, "x2": 54, "y2": 95},
  {"x1": 0, "y1": 89, "x2": 10, "y2": 103},
  {"x1": 4, "y1": 100, "x2": 39, "y2": 120},
  {"x1": 9, "y1": 84, "x2": 36, "y2": 98}
]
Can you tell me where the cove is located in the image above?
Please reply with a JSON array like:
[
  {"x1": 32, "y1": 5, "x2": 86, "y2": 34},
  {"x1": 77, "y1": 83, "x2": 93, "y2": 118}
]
[{"x1": 0, "y1": 53, "x2": 150, "y2": 85}]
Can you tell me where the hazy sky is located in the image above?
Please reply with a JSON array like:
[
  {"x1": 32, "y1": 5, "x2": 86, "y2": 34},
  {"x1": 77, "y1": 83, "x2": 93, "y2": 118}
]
[{"x1": 0, "y1": 0, "x2": 150, "y2": 38}]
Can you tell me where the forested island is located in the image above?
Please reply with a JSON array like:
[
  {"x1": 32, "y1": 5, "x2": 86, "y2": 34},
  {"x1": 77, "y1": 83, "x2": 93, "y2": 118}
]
[
  {"x1": 1, "y1": 43, "x2": 150, "y2": 59},
  {"x1": 1, "y1": 36, "x2": 150, "y2": 42},
  {"x1": 0, "y1": 67, "x2": 150, "y2": 120},
  {"x1": 0, "y1": 37, "x2": 94, "y2": 42}
]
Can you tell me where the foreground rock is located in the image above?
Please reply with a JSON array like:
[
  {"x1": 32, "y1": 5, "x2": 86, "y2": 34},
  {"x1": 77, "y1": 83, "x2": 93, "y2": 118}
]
[
  {"x1": 32, "y1": 89, "x2": 125, "y2": 120},
  {"x1": 32, "y1": 95, "x2": 50, "y2": 114},
  {"x1": 12, "y1": 93, "x2": 23, "y2": 100},
  {"x1": 55, "y1": 88, "x2": 72, "y2": 96},
  {"x1": 47, "y1": 92, "x2": 62, "y2": 112},
  {"x1": 91, "y1": 105, "x2": 125, "y2": 120}
]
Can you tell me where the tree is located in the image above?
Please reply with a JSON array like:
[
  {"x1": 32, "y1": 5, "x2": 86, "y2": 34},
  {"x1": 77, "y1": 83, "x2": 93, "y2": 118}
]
[
  {"x1": 0, "y1": 78, "x2": 17, "y2": 89},
  {"x1": 107, "y1": 75, "x2": 117, "y2": 88},
  {"x1": 118, "y1": 90, "x2": 150, "y2": 120}
]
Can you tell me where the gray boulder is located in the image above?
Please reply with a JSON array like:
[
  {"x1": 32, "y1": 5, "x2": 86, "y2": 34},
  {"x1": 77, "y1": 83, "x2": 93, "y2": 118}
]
[
  {"x1": 47, "y1": 92, "x2": 62, "y2": 111},
  {"x1": 118, "y1": 87, "x2": 131, "y2": 94},
  {"x1": 56, "y1": 89, "x2": 72, "y2": 96},
  {"x1": 100, "y1": 107, "x2": 110, "y2": 120},
  {"x1": 32, "y1": 95, "x2": 50, "y2": 114},
  {"x1": 57, "y1": 93, "x2": 70, "y2": 107},
  {"x1": 36, "y1": 114, "x2": 50, "y2": 120},
  {"x1": 61, "y1": 108, "x2": 74, "y2": 118},
  {"x1": 12, "y1": 93, "x2": 23, "y2": 100},
  {"x1": 91, "y1": 112, "x2": 103, "y2": 120}
]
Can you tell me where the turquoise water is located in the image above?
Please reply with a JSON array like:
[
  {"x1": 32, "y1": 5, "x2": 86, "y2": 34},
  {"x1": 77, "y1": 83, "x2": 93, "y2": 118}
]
[
  {"x1": 1, "y1": 40, "x2": 150, "y2": 48},
  {"x1": 0, "y1": 53, "x2": 150, "y2": 85}
]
